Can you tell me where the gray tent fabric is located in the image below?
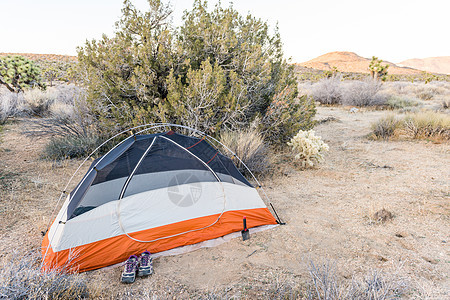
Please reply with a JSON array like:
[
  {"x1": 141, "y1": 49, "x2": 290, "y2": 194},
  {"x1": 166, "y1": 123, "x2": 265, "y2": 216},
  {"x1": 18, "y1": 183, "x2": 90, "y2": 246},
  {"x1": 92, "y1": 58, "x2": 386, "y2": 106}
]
[{"x1": 66, "y1": 131, "x2": 252, "y2": 220}]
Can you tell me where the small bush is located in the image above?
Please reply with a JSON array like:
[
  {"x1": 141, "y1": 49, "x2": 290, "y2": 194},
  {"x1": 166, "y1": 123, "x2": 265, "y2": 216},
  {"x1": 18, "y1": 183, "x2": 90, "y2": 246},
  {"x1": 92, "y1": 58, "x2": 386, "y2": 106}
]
[
  {"x1": 0, "y1": 91, "x2": 29, "y2": 123},
  {"x1": 386, "y1": 81, "x2": 413, "y2": 95},
  {"x1": 23, "y1": 88, "x2": 57, "y2": 116},
  {"x1": 220, "y1": 129, "x2": 270, "y2": 174},
  {"x1": 311, "y1": 76, "x2": 343, "y2": 104},
  {"x1": 0, "y1": 251, "x2": 90, "y2": 299},
  {"x1": 287, "y1": 129, "x2": 329, "y2": 167},
  {"x1": 385, "y1": 95, "x2": 420, "y2": 110},
  {"x1": 403, "y1": 111, "x2": 450, "y2": 140},
  {"x1": 371, "y1": 115, "x2": 401, "y2": 140},
  {"x1": 307, "y1": 261, "x2": 407, "y2": 300},
  {"x1": 342, "y1": 79, "x2": 386, "y2": 107},
  {"x1": 371, "y1": 112, "x2": 450, "y2": 141},
  {"x1": 414, "y1": 85, "x2": 441, "y2": 100},
  {"x1": 43, "y1": 135, "x2": 104, "y2": 160}
]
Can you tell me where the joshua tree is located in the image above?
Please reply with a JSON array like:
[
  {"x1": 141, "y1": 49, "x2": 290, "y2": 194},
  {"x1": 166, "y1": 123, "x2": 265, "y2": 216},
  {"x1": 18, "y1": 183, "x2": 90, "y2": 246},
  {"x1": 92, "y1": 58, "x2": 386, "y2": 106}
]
[
  {"x1": 369, "y1": 56, "x2": 389, "y2": 81},
  {"x1": 0, "y1": 55, "x2": 45, "y2": 92}
]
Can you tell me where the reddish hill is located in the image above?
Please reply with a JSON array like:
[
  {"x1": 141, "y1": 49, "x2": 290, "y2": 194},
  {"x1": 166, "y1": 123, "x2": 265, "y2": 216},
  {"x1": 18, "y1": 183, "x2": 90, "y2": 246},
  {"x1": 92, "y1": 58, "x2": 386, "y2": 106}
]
[
  {"x1": 0, "y1": 53, "x2": 77, "y2": 62},
  {"x1": 298, "y1": 51, "x2": 422, "y2": 75},
  {"x1": 399, "y1": 56, "x2": 450, "y2": 75}
]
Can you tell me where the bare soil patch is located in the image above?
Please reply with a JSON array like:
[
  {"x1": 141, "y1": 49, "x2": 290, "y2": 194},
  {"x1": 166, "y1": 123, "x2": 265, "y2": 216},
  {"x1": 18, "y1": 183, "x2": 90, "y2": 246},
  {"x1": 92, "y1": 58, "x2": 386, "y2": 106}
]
[{"x1": 0, "y1": 106, "x2": 448, "y2": 298}]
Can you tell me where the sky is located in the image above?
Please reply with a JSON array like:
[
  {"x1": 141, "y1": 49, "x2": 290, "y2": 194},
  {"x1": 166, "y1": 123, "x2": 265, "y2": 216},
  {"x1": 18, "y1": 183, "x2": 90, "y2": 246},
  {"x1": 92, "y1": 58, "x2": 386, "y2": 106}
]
[{"x1": 0, "y1": 0, "x2": 448, "y2": 63}]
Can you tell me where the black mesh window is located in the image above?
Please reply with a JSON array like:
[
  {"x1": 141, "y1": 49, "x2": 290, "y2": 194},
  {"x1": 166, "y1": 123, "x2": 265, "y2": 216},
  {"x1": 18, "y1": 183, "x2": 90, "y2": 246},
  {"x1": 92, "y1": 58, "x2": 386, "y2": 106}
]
[
  {"x1": 123, "y1": 137, "x2": 217, "y2": 198},
  {"x1": 68, "y1": 131, "x2": 253, "y2": 220},
  {"x1": 69, "y1": 138, "x2": 154, "y2": 219}
]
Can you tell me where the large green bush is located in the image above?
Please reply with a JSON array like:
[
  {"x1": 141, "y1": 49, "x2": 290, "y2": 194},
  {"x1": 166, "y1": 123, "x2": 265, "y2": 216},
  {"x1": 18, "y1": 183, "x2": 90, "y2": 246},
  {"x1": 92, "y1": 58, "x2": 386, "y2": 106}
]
[{"x1": 77, "y1": 0, "x2": 315, "y2": 143}]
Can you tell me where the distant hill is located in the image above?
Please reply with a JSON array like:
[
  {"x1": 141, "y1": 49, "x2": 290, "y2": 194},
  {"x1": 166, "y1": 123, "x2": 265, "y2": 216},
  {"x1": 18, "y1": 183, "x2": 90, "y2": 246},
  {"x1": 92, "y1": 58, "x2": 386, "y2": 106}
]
[
  {"x1": 0, "y1": 53, "x2": 77, "y2": 62},
  {"x1": 398, "y1": 56, "x2": 450, "y2": 75},
  {"x1": 298, "y1": 51, "x2": 422, "y2": 75}
]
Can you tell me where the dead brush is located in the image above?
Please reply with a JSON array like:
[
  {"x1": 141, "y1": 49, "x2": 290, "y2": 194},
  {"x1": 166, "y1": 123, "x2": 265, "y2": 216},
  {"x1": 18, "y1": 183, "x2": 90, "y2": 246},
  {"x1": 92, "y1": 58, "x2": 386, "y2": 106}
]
[
  {"x1": 311, "y1": 75, "x2": 343, "y2": 105},
  {"x1": 307, "y1": 260, "x2": 408, "y2": 300},
  {"x1": 341, "y1": 79, "x2": 387, "y2": 107},
  {"x1": 414, "y1": 84, "x2": 441, "y2": 101},
  {"x1": 0, "y1": 91, "x2": 30, "y2": 123},
  {"x1": 0, "y1": 251, "x2": 92, "y2": 299}
]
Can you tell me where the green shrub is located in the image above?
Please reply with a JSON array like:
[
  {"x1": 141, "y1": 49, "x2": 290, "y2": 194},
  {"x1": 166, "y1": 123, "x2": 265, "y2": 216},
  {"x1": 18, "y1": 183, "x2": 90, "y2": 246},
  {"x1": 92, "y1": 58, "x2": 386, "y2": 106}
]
[
  {"x1": 43, "y1": 135, "x2": 104, "y2": 160},
  {"x1": 385, "y1": 96, "x2": 420, "y2": 110},
  {"x1": 219, "y1": 128, "x2": 270, "y2": 174},
  {"x1": 77, "y1": 0, "x2": 315, "y2": 144}
]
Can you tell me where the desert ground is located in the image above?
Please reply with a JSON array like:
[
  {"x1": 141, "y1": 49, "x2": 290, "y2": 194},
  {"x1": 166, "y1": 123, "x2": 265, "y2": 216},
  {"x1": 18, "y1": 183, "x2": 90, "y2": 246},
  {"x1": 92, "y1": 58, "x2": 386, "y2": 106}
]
[{"x1": 0, "y1": 103, "x2": 448, "y2": 298}]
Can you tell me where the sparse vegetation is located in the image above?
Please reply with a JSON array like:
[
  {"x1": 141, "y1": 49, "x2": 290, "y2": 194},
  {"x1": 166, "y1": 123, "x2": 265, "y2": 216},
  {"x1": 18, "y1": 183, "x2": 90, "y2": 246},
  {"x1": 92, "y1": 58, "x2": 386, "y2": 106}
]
[
  {"x1": 0, "y1": 90, "x2": 29, "y2": 123},
  {"x1": 0, "y1": 85, "x2": 84, "y2": 122},
  {"x1": 307, "y1": 261, "x2": 407, "y2": 300},
  {"x1": 371, "y1": 111, "x2": 450, "y2": 141},
  {"x1": 403, "y1": 111, "x2": 450, "y2": 140},
  {"x1": 0, "y1": 252, "x2": 92, "y2": 299},
  {"x1": 310, "y1": 77, "x2": 387, "y2": 107},
  {"x1": 415, "y1": 85, "x2": 440, "y2": 100}
]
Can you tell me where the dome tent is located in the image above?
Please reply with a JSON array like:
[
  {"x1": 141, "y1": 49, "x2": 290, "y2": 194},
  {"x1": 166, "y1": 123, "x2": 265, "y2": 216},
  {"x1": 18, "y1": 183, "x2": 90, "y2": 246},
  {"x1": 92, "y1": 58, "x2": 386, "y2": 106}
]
[{"x1": 42, "y1": 124, "x2": 279, "y2": 272}]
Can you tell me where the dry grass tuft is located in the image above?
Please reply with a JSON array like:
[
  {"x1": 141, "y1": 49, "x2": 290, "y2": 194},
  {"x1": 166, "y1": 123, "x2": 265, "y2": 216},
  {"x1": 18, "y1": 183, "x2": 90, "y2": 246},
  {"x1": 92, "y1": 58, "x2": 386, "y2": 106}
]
[
  {"x1": 370, "y1": 114, "x2": 401, "y2": 140},
  {"x1": 220, "y1": 129, "x2": 270, "y2": 175},
  {"x1": 403, "y1": 111, "x2": 450, "y2": 140},
  {"x1": 0, "y1": 91, "x2": 29, "y2": 123},
  {"x1": 307, "y1": 260, "x2": 407, "y2": 300},
  {"x1": 0, "y1": 251, "x2": 93, "y2": 299},
  {"x1": 371, "y1": 111, "x2": 450, "y2": 141}
]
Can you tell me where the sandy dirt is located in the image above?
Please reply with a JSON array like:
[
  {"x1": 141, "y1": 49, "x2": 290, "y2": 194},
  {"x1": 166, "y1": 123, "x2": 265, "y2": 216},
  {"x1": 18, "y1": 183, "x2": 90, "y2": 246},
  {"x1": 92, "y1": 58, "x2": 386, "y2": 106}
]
[{"x1": 0, "y1": 107, "x2": 448, "y2": 298}]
